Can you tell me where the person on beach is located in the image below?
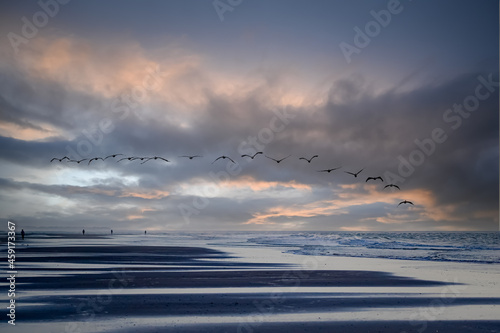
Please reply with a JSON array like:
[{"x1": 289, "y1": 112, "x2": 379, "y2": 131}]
[
  {"x1": 82, "y1": 229, "x2": 85, "y2": 235},
  {"x1": 144, "y1": 230, "x2": 147, "y2": 234},
  {"x1": 111, "y1": 229, "x2": 113, "y2": 234},
  {"x1": 21, "y1": 229, "x2": 25, "y2": 240}
]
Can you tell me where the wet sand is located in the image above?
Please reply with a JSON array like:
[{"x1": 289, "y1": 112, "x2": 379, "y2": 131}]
[{"x1": 1, "y1": 235, "x2": 499, "y2": 332}]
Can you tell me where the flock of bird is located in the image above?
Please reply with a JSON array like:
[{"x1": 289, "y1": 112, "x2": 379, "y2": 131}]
[{"x1": 50, "y1": 153, "x2": 414, "y2": 207}]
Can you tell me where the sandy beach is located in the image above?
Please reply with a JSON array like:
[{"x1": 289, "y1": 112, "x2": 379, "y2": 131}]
[{"x1": 1, "y1": 233, "x2": 499, "y2": 333}]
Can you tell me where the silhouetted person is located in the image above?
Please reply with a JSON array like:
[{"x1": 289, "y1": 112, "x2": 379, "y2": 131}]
[
  {"x1": 144, "y1": 230, "x2": 147, "y2": 234},
  {"x1": 21, "y1": 229, "x2": 25, "y2": 240},
  {"x1": 111, "y1": 229, "x2": 113, "y2": 234},
  {"x1": 82, "y1": 229, "x2": 85, "y2": 235}
]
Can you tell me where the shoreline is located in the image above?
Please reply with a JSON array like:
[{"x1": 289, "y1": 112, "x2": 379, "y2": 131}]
[{"x1": 1, "y1": 235, "x2": 499, "y2": 332}]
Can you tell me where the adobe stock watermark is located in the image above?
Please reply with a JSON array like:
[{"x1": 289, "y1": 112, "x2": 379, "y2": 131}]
[
  {"x1": 64, "y1": 269, "x2": 134, "y2": 333},
  {"x1": 64, "y1": 65, "x2": 165, "y2": 161},
  {"x1": 402, "y1": 277, "x2": 468, "y2": 333},
  {"x1": 177, "y1": 106, "x2": 296, "y2": 227},
  {"x1": 7, "y1": 0, "x2": 71, "y2": 54},
  {"x1": 213, "y1": 0, "x2": 243, "y2": 22},
  {"x1": 339, "y1": 0, "x2": 411, "y2": 64},
  {"x1": 382, "y1": 73, "x2": 498, "y2": 186},
  {"x1": 237, "y1": 244, "x2": 330, "y2": 333}
]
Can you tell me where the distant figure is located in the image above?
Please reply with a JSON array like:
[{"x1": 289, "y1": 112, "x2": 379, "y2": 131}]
[
  {"x1": 21, "y1": 229, "x2": 25, "y2": 240},
  {"x1": 111, "y1": 229, "x2": 113, "y2": 234},
  {"x1": 144, "y1": 230, "x2": 147, "y2": 234},
  {"x1": 82, "y1": 229, "x2": 85, "y2": 235}
]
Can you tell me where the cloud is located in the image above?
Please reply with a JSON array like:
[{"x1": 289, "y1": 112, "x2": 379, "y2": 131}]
[{"x1": 0, "y1": 32, "x2": 497, "y2": 231}]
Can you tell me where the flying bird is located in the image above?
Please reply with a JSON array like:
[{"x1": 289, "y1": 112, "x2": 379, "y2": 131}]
[
  {"x1": 88, "y1": 157, "x2": 104, "y2": 165},
  {"x1": 241, "y1": 152, "x2": 263, "y2": 159},
  {"x1": 212, "y1": 155, "x2": 236, "y2": 164},
  {"x1": 104, "y1": 154, "x2": 124, "y2": 160},
  {"x1": 68, "y1": 159, "x2": 88, "y2": 164},
  {"x1": 384, "y1": 184, "x2": 401, "y2": 190},
  {"x1": 50, "y1": 156, "x2": 70, "y2": 162},
  {"x1": 345, "y1": 168, "x2": 364, "y2": 178},
  {"x1": 366, "y1": 176, "x2": 384, "y2": 182},
  {"x1": 141, "y1": 156, "x2": 170, "y2": 164},
  {"x1": 117, "y1": 157, "x2": 137, "y2": 163},
  {"x1": 398, "y1": 200, "x2": 414, "y2": 206},
  {"x1": 265, "y1": 155, "x2": 291, "y2": 164},
  {"x1": 299, "y1": 155, "x2": 319, "y2": 163},
  {"x1": 179, "y1": 155, "x2": 203, "y2": 160},
  {"x1": 317, "y1": 167, "x2": 342, "y2": 173}
]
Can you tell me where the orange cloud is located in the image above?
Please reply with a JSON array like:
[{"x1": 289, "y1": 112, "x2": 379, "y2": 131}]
[
  {"x1": 0, "y1": 121, "x2": 62, "y2": 141},
  {"x1": 119, "y1": 190, "x2": 170, "y2": 200}
]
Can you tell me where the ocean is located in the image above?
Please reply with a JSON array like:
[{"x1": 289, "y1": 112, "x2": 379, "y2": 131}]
[{"x1": 4, "y1": 231, "x2": 499, "y2": 264}]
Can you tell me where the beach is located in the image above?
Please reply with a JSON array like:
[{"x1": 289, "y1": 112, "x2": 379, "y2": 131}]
[{"x1": 1, "y1": 232, "x2": 499, "y2": 333}]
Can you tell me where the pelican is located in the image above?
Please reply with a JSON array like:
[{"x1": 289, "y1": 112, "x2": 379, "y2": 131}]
[
  {"x1": 88, "y1": 157, "x2": 104, "y2": 165},
  {"x1": 50, "y1": 156, "x2": 70, "y2": 162},
  {"x1": 384, "y1": 184, "x2": 401, "y2": 190},
  {"x1": 104, "y1": 154, "x2": 124, "y2": 160},
  {"x1": 299, "y1": 155, "x2": 318, "y2": 163},
  {"x1": 241, "y1": 152, "x2": 263, "y2": 159},
  {"x1": 68, "y1": 159, "x2": 88, "y2": 164},
  {"x1": 179, "y1": 155, "x2": 203, "y2": 160},
  {"x1": 345, "y1": 168, "x2": 364, "y2": 178},
  {"x1": 117, "y1": 157, "x2": 136, "y2": 163},
  {"x1": 212, "y1": 155, "x2": 236, "y2": 164},
  {"x1": 398, "y1": 200, "x2": 414, "y2": 206},
  {"x1": 141, "y1": 156, "x2": 170, "y2": 164},
  {"x1": 265, "y1": 154, "x2": 291, "y2": 163},
  {"x1": 366, "y1": 176, "x2": 383, "y2": 182},
  {"x1": 317, "y1": 167, "x2": 341, "y2": 173}
]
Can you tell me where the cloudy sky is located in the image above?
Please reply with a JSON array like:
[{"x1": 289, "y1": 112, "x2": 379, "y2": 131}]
[{"x1": 0, "y1": 0, "x2": 498, "y2": 232}]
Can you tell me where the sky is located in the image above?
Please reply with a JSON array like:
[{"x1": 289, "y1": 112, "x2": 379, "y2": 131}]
[{"x1": 0, "y1": 0, "x2": 498, "y2": 232}]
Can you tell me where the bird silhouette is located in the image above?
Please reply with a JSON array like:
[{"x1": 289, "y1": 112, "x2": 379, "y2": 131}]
[
  {"x1": 345, "y1": 168, "x2": 364, "y2": 178},
  {"x1": 384, "y1": 184, "x2": 401, "y2": 190},
  {"x1": 50, "y1": 156, "x2": 70, "y2": 162},
  {"x1": 299, "y1": 155, "x2": 318, "y2": 163},
  {"x1": 241, "y1": 152, "x2": 263, "y2": 159},
  {"x1": 117, "y1": 157, "x2": 137, "y2": 163},
  {"x1": 318, "y1": 167, "x2": 342, "y2": 173},
  {"x1": 104, "y1": 154, "x2": 124, "y2": 160},
  {"x1": 68, "y1": 159, "x2": 88, "y2": 164},
  {"x1": 141, "y1": 156, "x2": 170, "y2": 164},
  {"x1": 366, "y1": 176, "x2": 383, "y2": 182},
  {"x1": 88, "y1": 157, "x2": 104, "y2": 165},
  {"x1": 179, "y1": 155, "x2": 203, "y2": 160},
  {"x1": 265, "y1": 155, "x2": 291, "y2": 163},
  {"x1": 398, "y1": 200, "x2": 414, "y2": 206},
  {"x1": 212, "y1": 155, "x2": 236, "y2": 164}
]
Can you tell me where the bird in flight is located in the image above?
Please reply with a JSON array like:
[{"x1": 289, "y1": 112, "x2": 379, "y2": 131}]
[
  {"x1": 212, "y1": 155, "x2": 236, "y2": 164},
  {"x1": 265, "y1": 154, "x2": 291, "y2": 163},
  {"x1": 398, "y1": 200, "x2": 414, "y2": 206},
  {"x1": 141, "y1": 156, "x2": 170, "y2": 164},
  {"x1": 366, "y1": 176, "x2": 384, "y2": 182},
  {"x1": 88, "y1": 157, "x2": 104, "y2": 165},
  {"x1": 384, "y1": 184, "x2": 401, "y2": 190},
  {"x1": 345, "y1": 168, "x2": 364, "y2": 178},
  {"x1": 317, "y1": 167, "x2": 342, "y2": 173},
  {"x1": 241, "y1": 152, "x2": 263, "y2": 159},
  {"x1": 68, "y1": 159, "x2": 88, "y2": 164},
  {"x1": 104, "y1": 154, "x2": 124, "y2": 160},
  {"x1": 50, "y1": 156, "x2": 70, "y2": 162},
  {"x1": 117, "y1": 157, "x2": 137, "y2": 163},
  {"x1": 299, "y1": 155, "x2": 319, "y2": 163},
  {"x1": 179, "y1": 155, "x2": 203, "y2": 160}
]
